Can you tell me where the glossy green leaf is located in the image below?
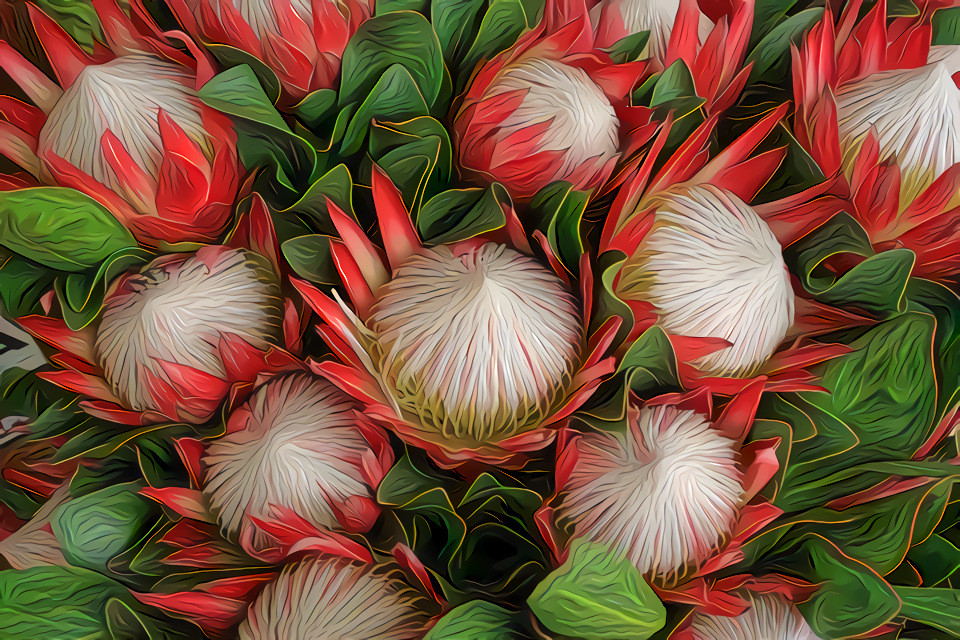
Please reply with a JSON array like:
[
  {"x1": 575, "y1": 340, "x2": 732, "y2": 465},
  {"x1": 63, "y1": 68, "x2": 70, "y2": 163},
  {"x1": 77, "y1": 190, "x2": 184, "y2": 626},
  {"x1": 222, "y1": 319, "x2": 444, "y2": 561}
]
[
  {"x1": 34, "y1": 0, "x2": 102, "y2": 52},
  {"x1": 907, "y1": 534, "x2": 960, "y2": 587},
  {"x1": 897, "y1": 587, "x2": 960, "y2": 633},
  {"x1": 424, "y1": 600, "x2": 524, "y2": 639},
  {"x1": 528, "y1": 539, "x2": 666, "y2": 640},
  {"x1": 205, "y1": 43, "x2": 283, "y2": 104},
  {"x1": 277, "y1": 163, "x2": 355, "y2": 237},
  {"x1": 747, "y1": 9, "x2": 824, "y2": 84},
  {"x1": 604, "y1": 31, "x2": 651, "y2": 64},
  {"x1": 933, "y1": 7, "x2": 960, "y2": 44},
  {"x1": 591, "y1": 250, "x2": 633, "y2": 345},
  {"x1": 55, "y1": 246, "x2": 153, "y2": 330},
  {"x1": 432, "y1": 0, "x2": 487, "y2": 63},
  {"x1": 0, "y1": 253, "x2": 55, "y2": 317},
  {"x1": 459, "y1": 0, "x2": 543, "y2": 88},
  {"x1": 281, "y1": 235, "x2": 338, "y2": 285},
  {"x1": 417, "y1": 185, "x2": 509, "y2": 245},
  {"x1": 369, "y1": 116, "x2": 453, "y2": 214},
  {"x1": 341, "y1": 64, "x2": 431, "y2": 155},
  {"x1": 0, "y1": 188, "x2": 136, "y2": 272},
  {"x1": 530, "y1": 181, "x2": 586, "y2": 274}
]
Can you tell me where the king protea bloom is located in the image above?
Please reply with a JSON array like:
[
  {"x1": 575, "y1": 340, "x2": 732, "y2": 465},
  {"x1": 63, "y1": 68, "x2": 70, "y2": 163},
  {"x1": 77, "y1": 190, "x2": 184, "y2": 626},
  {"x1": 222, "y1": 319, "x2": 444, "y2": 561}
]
[
  {"x1": 240, "y1": 557, "x2": 427, "y2": 640},
  {"x1": 453, "y1": 0, "x2": 650, "y2": 199},
  {"x1": 166, "y1": 0, "x2": 372, "y2": 103},
  {"x1": 0, "y1": 1, "x2": 239, "y2": 246},
  {"x1": 19, "y1": 246, "x2": 283, "y2": 425},
  {"x1": 590, "y1": 0, "x2": 712, "y2": 60},
  {"x1": 786, "y1": 0, "x2": 960, "y2": 281},
  {"x1": 617, "y1": 184, "x2": 794, "y2": 378},
  {"x1": 203, "y1": 373, "x2": 392, "y2": 551},
  {"x1": 681, "y1": 592, "x2": 819, "y2": 640},
  {"x1": 292, "y1": 167, "x2": 618, "y2": 465}
]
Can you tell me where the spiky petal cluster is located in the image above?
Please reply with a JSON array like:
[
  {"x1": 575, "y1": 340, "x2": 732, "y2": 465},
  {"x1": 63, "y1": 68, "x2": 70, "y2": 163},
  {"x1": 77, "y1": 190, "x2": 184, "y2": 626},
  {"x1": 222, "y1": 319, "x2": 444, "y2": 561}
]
[
  {"x1": 618, "y1": 184, "x2": 795, "y2": 377},
  {"x1": 239, "y1": 557, "x2": 426, "y2": 640},
  {"x1": 96, "y1": 246, "x2": 281, "y2": 422},
  {"x1": 368, "y1": 243, "x2": 582, "y2": 446},
  {"x1": 559, "y1": 404, "x2": 743, "y2": 584},
  {"x1": 590, "y1": 0, "x2": 713, "y2": 59},
  {"x1": 167, "y1": 0, "x2": 373, "y2": 102},
  {"x1": 686, "y1": 592, "x2": 820, "y2": 640},
  {"x1": 204, "y1": 374, "x2": 390, "y2": 549},
  {"x1": 834, "y1": 46, "x2": 960, "y2": 210},
  {"x1": 0, "y1": 3, "x2": 239, "y2": 246}
]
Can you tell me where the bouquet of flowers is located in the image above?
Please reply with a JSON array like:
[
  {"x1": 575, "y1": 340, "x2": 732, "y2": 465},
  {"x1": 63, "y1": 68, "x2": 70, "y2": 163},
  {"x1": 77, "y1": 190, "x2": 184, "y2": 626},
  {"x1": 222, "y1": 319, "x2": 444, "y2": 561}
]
[{"x1": 0, "y1": 0, "x2": 958, "y2": 638}]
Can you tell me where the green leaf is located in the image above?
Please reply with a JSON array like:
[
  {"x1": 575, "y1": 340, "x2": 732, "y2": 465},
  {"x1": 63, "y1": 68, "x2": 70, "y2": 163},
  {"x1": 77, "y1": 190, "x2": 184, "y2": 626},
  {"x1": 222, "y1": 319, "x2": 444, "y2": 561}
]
[
  {"x1": 205, "y1": 43, "x2": 283, "y2": 104},
  {"x1": 459, "y1": 0, "x2": 543, "y2": 88},
  {"x1": 424, "y1": 600, "x2": 524, "y2": 639},
  {"x1": 0, "y1": 254, "x2": 56, "y2": 317},
  {"x1": 794, "y1": 538, "x2": 900, "y2": 638},
  {"x1": 0, "y1": 565, "x2": 130, "y2": 639},
  {"x1": 907, "y1": 534, "x2": 960, "y2": 587},
  {"x1": 619, "y1": 325, "x2": 680, "y2": 394},
  {"x1": 528, "y1": 539, "x2": 666, "y2": 640},
  {"x1": 54, "y1": 246, "x2": 153, "y2": 330},
  {"x1": 0, "y1": 188, "x2": 136, "y2": 272},
  {"x1": 277, "y1": 163, "x2": 355, "y2": 236},
  {"x1": 896, "y1": 587, "x2": 960, "y2": 633},
  {"x1": 591, "y1": 250, "x2": 634, "y2": 346},
  {"x1": 339, "y1": 12, "x2": 445, "y2": 107},
  {"x1": 52, "y1": 482, "x2": 155, "y2": 572},
  {"x1": 933, "y1": 7, "x2": 960, "y2": 45},
  {"x1": 530, "y1": 182, "x2": 586, "y2": 274},
  {"x1": 34, "y1": 0, "x2": 103, "y2": 52},
  {"x1": 432, "y1": 0, "x2": 487, "y2": 64},
  {"x1": 417, "y1": 185, "x2": 509, "y2": 245},
  {"x1": 341, "y1": 64, "x2": 431, "y2": 155},
  {"x1": 751, "y1": 0, "x2": 800, "y2": 48},
  {"x1": 369, "y1": 116, "x2": 453, "y2": 214},
  {"x1": 604, "y1": 31, "x2": 651, "y2": 64},
  {"x1": 281, "y1": 235, "x2": 338, "y2": 284},
  {"x1": 294, "y1": 89, "x2": 338, "y2": 128},
  {"x1": 747, "y1": 8, "x2": 824, "y2": 84}
]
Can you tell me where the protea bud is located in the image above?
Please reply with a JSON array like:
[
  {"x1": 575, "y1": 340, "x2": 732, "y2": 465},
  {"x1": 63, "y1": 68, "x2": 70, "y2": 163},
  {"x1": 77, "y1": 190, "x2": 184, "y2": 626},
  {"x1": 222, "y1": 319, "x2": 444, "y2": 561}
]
[
  {"x1": 369, "y1": 243, "x2": 582, "y2": 447},
  {"x1": 559, "y1": 405, "x2": 743, "y2": 585},
  {"x1": 618, "y1": 184, "x2": 794, "y2": 377},
  {"x1": 95, "y1": 246, "x2": 281, "y2": 423},
  {"x1": 686, "y1": 592, "x2": 819, "y2": 639},
  {"x1": 167, "y1": 0, "x2": 372, "y2": 102},
  {"x1": 590, "y1": 0, "x2": 713, "y2": 59},
  {"x1": 240, "y1": 557, "x2": 427, "y2": 640},
  {"x1": 835, "y1": 46, "x2": 960, "y2": 209},
  {"x1": 204, "y1": 374, "x2": 388, "y2": 549}
]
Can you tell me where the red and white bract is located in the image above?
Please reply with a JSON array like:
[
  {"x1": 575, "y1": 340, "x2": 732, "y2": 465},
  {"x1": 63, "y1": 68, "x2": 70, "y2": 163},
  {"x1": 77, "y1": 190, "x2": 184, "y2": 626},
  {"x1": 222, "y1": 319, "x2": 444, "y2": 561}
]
[
  {"x1": 590, "y1": 0, "x2": 712, "y2": 60},
  {"x1": 19, "y1": 246, "x2": 284, "y2": 425},
  {"x1": 453, "y1": 0, "x2": 649, "y2": 199},
  {"x1": 293, "y1": 167, "x2": 618, "y2": 466},
  {"x1": 618, "y1": 184, "x2": 795, "y2": 378},
  {"x1": 203, "y1": 374, "x2": 392, "y2": 551},
  {"x1": 0, "y1": 485, "x2": 69, "y2": 570},
  {"x1": 0, "y1": 0, "x2": 239, "y2": 246},
  {"x1": 240, "y1": 557, "x2": 427, "y2": 640},
  {"x1": 167, "y1": 0, "x2": 373, "y2": 103},
  {"x1": 681, "y1": 592, "x2": 819, "y2": 640}
]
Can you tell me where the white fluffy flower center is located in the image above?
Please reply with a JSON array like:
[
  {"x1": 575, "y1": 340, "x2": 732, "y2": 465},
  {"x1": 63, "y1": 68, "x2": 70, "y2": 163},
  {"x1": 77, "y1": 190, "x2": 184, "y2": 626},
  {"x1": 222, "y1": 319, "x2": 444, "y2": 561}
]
[
  {"x1": 618, "y1": 184, "x2": 794, "y2": 377},
  {"x1": 96, "y1": 248, "x2": 279, "y2": 415},
  {"x1": 836, "y1": 46, "x2": 960, "y2": 209},
  {"x1": 240, "y1": 558, "x2": 425, "y2": 640},
  {"x1": 368, "y1": 243, "x2": 582, "y2": 444},
  {"x1": 560, "y1": 406, "x2": 742, "y2": 584},
  {"x1": 590, "y1": 0, "x2": 713, "y2": 59},
  {"x1": 689, "y1": 592, "x2": 820, "y2": 640},
  {"x1": 492, "y1": 57, "x2": 620, "y2": 181},
  {"x1": 204, "y1": 374, "x2": 370, "y2": 543}
]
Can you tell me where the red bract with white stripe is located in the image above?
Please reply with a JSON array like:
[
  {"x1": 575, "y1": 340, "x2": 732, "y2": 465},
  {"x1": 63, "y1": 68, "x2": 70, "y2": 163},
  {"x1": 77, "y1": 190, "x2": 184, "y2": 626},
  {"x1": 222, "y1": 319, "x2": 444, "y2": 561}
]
[
  {"x1": 293, "y1": 167, "x2": 619, "y2": 466},
  {"x1": 453, "y1": 0, "x2": 651, "y2": 199},
  {"x1": 783, "y1": 0, "x2": 960, "y2": 282},
  {"x1": 0, "y1": 0, "x2": 240, "y2": 246},
  {"x1": 166, "y1": 0, "x2": 372, "y2": 104}
]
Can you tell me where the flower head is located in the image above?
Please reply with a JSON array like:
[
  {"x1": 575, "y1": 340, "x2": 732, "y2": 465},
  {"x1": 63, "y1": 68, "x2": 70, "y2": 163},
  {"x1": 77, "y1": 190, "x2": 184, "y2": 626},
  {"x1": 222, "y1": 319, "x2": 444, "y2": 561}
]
[
  {"x1": 454, "y1": 0, "x2": 649, "y2": 199},
  {"x1": 590, "y1": 0, "x2": 713, "y2": 60},
  {"x1": 618, "y1": 184, "x2": 795, "y2": 377},
  {"x1": 240, "y1": 557, "x2": 427, "y2": 640},
  {"x1": 685, "y1": 592, "x2": 819, "y2": 640},
  {"x1": 0, "y1": 1, "x2": 239, "y2": 245},
  {"x1": 559, "y1": 404, "x2": 743, "y2": 584},
  {"x1": 204, "y1": 373, "x2": 391, "y2": 550},
  {"x1": 167, "y1": 0, "x2": 373, "y2": 102},
  {"x1": 369, "y1": 243, "x2": 581, "y2": 445}
]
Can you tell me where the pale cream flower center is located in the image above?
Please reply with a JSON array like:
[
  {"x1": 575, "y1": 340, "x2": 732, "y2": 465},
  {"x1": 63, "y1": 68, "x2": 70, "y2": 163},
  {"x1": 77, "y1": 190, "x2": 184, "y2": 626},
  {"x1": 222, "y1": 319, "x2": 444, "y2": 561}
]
[{"x1": 688, "y1": 592, "x2": 820, "y2": 639}]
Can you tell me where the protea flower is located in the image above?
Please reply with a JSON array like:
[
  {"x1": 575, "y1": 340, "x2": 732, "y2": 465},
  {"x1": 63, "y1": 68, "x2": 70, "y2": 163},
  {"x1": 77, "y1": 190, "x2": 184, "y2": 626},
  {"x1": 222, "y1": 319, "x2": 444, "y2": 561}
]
[
  {"x1": 0, "y1": 0, "x2": 239, "y2": 246},
  {"x1": 292, "y1": 167, "x2": 617, "y2": 465},
  {"x1": 453, "y1": 0, "x2": 650, "y2": 199},
  {"x1": 590, "y1": 0, "x2": 713, "y2": 60},
  {"x1": 203, "y1": 373, "x2": 392, "y2": 552},
  {"x1": 240, "y1": 557, "x2": 428, "y2": 640},
  {"x1": 19, "y1": 245, "x2": 284, "y2": 425},
  {"x1": 678, "y1": 592, "x2": 819, "y2": 640},
  {"x1": 166, "y1": 0, "x2": 372, "y2": 103},
  {"x1": 785, "y1": 0, "x2": 960, "y2": 281},
  {"x1": 617, "y1": 184, "x2": 795, "y2": 378}
]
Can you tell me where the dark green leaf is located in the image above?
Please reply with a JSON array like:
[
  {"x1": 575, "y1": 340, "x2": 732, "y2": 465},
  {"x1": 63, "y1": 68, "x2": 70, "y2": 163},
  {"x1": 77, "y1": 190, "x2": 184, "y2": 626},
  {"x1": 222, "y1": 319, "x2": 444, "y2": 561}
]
[
  {"x1": 369, "y1": 116, "x2": 453, "y2": 214},
  {"x1": 424, "y1": 600, "x2": 525, "y2": 639},
  {"x1": 281, "y1": 235, "x2": 339, "y2": 284},
  {"x1": 747, "y1": 9, "x2": 824, "y2": 85},
  {"x1": 417, "y1": 185, "x2": 509, "y2": 245},
  {"x1": 933, "y1": 7, "x2": 960, "y2": 45},
  {"x1": 896, "y1": 587, "x2": 960, "y2": 633},
  {"x1": 205, "y1": 43, "x2": 282, "y2": 104},
  {"x1": 341, "y1": 64, "x2": 431, "y2": 155},
  {"x1": 459, "y1": 0, "x2": 543, "y2": 88},
  {"x1": 432, "y1": 0, "x2": 487, "y2": 64},
  {"x1": 530, "y1": 182, "x2": 586, "y2": 274},
  {"x1": 54, "y1": 246, "x2": 153, "y2": 330}
]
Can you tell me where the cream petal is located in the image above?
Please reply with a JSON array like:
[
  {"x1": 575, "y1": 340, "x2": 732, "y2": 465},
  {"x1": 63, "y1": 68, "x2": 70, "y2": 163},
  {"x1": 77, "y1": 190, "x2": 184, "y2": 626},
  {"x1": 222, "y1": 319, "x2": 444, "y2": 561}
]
[{"x1": 688, "y1": 592, "x2": 821, "y2": 639}]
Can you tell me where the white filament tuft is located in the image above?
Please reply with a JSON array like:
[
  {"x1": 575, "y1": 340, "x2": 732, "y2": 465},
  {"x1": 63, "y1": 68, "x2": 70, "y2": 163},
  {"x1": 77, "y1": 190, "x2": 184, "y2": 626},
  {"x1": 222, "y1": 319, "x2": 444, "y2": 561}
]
[
  {"x1": 559, "y1": 405, "x2": 743, "y2": 585},
  {"x1": 835, "y1": 46, "x2": 960, "y2": 209},
  {"x1": 618, "y1": 184, "x2": 795, "y2": 377},
  {"x1": 203, "y1": 374, "x2": 372, "y2": 545},
  {"x1": 688, "y1": 592, "x2": 821, "y2": 639},
  {"x1": 37, "y1": 55, "x2": 210, "y2": 214},
  {"x1": 240, "y1": 557, "x2": 426, "y2": 640},
  {"x1": 490, "y1": 57, "x2": 620, "y2": 183},
  {"x1": 95, "y1": 248, "x2": 280, "y2": 417},
  {"x1": 590, "y1": 0, "x2": 714, "y2": 59},
  {"x1": 368, "y1": 243, "x2": 582, "y2": 445}
]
